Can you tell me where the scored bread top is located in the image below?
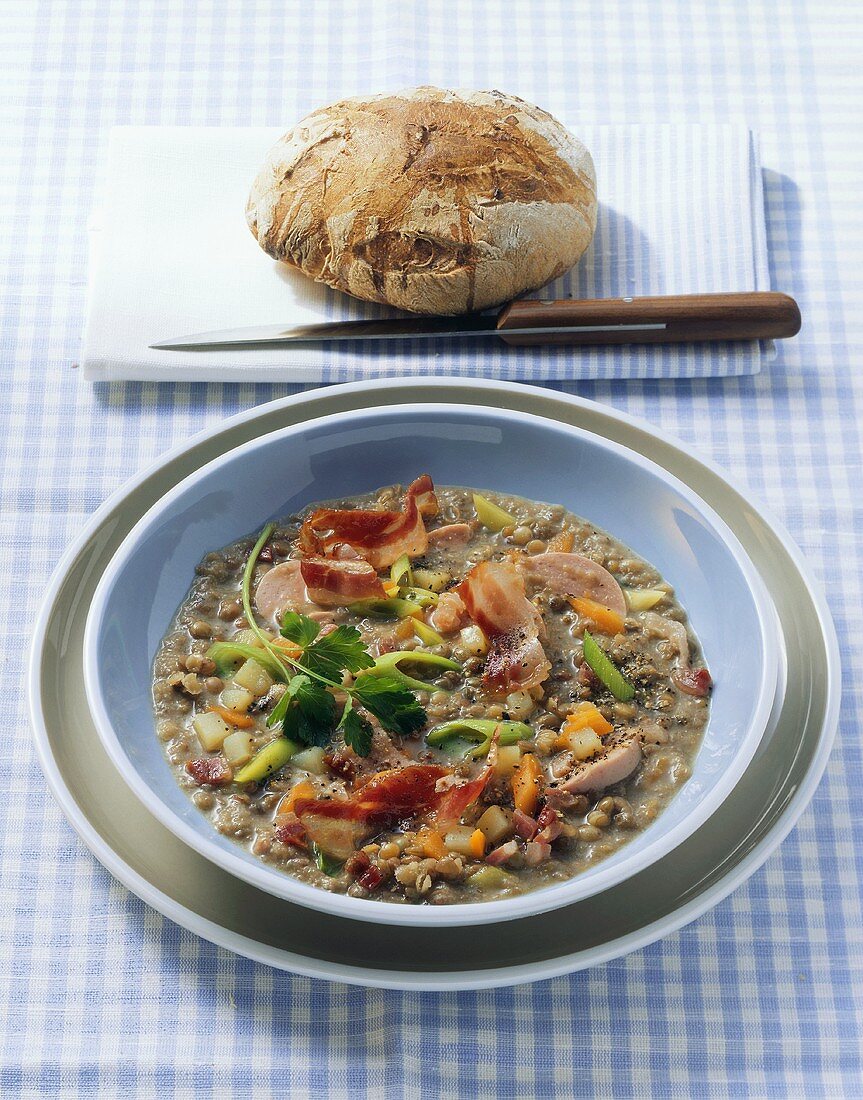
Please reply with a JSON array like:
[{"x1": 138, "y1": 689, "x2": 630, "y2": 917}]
[{"x1": 246, "y1": 87, "x2": 597, "y2": 315}]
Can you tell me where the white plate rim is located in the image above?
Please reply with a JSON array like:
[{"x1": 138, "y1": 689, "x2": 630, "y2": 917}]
[
  {"x1": 28, "y1": 376, "x2": 841, "y2": 990},
  {"x1": 81, "y1": 399, "x2": 779, "y2": 928}
]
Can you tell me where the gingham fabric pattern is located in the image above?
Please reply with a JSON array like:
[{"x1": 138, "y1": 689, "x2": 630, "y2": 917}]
[
  {"x1": 80, "y1": 122, "x2": 769, "y2": 382},
  {"x1": 1, "y1": 1, "x2": 861, "y2": 1095}
]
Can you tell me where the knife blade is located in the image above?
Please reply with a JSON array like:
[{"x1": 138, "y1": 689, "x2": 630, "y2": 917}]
[{"x1": 150, "y1": 292, "x2": 801, "y2": 350}]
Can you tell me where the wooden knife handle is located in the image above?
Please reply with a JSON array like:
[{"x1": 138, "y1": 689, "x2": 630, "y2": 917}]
[{"x1": 496, "y1": 292, "x2": 801, "y2": 346}]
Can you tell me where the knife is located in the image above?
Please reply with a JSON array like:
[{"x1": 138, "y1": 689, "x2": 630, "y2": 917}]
[{"x1": 150, "y1": 291, "x2": 801, "y2": 350}]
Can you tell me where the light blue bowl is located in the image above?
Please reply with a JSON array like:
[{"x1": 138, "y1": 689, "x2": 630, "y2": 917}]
[{"x1": 84, "y1": 404, "x2": 779, "y2": 927}]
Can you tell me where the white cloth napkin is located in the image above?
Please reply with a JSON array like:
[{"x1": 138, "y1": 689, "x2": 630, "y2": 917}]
[{"x1": 81, "y1": 124, "x2": 771, "y2": 382}]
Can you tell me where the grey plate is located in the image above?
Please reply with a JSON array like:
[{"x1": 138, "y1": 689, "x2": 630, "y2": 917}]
[{"x1": 29, "y1": 378, "x2": 840, "y2": 990}]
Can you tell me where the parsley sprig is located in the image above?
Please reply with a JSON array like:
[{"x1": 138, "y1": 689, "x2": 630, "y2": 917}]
[{"x1": 241, "y1": 525, "x2": 427, "y2": 756}]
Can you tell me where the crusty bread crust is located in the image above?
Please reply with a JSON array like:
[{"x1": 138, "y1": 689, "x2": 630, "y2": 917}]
[{"x1": 247, "y1": 87, "x2": 597, "y2": 315}]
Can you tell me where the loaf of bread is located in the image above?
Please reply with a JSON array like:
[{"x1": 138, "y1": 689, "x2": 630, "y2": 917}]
[{"x1": 246, "y1": 87, "x2": 597, "y2": 315}]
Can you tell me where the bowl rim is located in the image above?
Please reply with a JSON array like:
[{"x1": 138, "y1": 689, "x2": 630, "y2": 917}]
[{"x1": 83, "y1": 401, "x2": 780, "y2": 928}]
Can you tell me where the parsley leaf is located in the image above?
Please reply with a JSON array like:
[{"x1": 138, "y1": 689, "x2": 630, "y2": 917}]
[
  {"x1": 337, "y1": 696, "x2": 374, "y2": 757},
  {"x1": 280, "y1": 611, "x2": 321, "y2": 648},
  {"x1": 301, "y1": 623, "x2": 376, "y2": 681},
  {"x1": 352, "y1": 673, "x2": 427, "y2": 737},
  {"x1": 281, "y1": 673, "x2": 336, "y2": 747},
  {"x1": 235, "y1": 541, "x2": 434, "y2": 761}
]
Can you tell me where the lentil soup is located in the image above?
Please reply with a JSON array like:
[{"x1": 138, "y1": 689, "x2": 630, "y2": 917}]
[{"x1": 152, "y1": 478, "x2": 712, "y2": 905}]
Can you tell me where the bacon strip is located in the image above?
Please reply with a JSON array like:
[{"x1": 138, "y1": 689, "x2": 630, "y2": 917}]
[
  {"x1": 294, "y1": 765, "x2": 450, "y2": 825},
  {"x1": 185, "y1": 757, "x2": 233, "y2": 786},
  {"x1": 291, "y1": 762, "x2": 496, "y2": 859},
  {"x1": 672, "y1": 667, "x2": 712, "y2": 697},
  {"x1": 523, "y1": 839, "x2": 552, "y2": 866},
  {"x1": 513, "y1": 808, "x2": 539, "y2": 840},
  {"x1": 273, "y1": 813, "x2": 308, "y2": 850},
  {"x1": 292, "y1": 764, "x2": 451, "y2": 857},
  {"x1": 486, "y1": 840, "x2": 518, "y2": 866},
  {"x1": 298, "y1": 475, "x2": 438, "y2": 570},
  {"x1": 300, "y1": 555, "x2": 388, "y2": 607},
  {"x1": 410, "y1": 475, "x2": 439, "y2": 517},
  {"x1": 427, "y1": 767, "x2": 492, "y2": 830},
  {"x1": 353, "y1": 764, "x2": 450, "y2": 816},
  {"x1": 458, "y1": 560, "x2": 551, "y2": 695}
]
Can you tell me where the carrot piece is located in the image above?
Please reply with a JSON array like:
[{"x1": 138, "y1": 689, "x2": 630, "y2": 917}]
[
  {"x1": 558, "y1": 701, "x2": 613, "y2": 739},
  {"x1": 269, "y1": 637, "x2": 304, "y2": 658},
  {"x1": 547, "y1": 529, "x2": 575, "y2": 553},
  {"x1": 209, "y1": 705, "x2": 255, "y2": 729},
  {"x1": 280, "y1": 778, "x2": 315, "y2": 815},
  {"x1": 469, "y1": 828, "x2": 486, "y2": 859},
  {"x1": 569, "y1": 596, "x2": 625, "y2": 636},
  {"x1": 394, "y1": 617, "x2": 417, "y2": 641},
  {"x1": 511, "y1": 753, "x2": 543, "y2": 816},
  {"x1": 417, "y1": 827, "x2": 446, "y2": 859}
]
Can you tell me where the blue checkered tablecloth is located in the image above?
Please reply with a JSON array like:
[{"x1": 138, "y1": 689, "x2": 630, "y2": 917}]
[{"x1": 2, "y1": 1, "x2": 861, "y2": 1095}]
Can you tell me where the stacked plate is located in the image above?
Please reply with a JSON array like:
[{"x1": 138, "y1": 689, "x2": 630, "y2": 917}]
[{"x1": 29, "y1": 378, "x2": 839, "y2": 990}]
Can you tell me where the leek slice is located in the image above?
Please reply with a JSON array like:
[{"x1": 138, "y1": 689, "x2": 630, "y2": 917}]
[
  {"x1": 390, "y1": 553, "x2": 412, "y2": 588},
  {"x1": 233, "y1": 737, "x2": 301, "y2": 784},
  {"x1": 412, "y1": 567, "x2": 451, "y2": 593},
  {"x1": 426, "y1": 718, "x2": 533, "y2": 758},
  {"x1": 472, "y1": 492, "x2": 517, "y2": 532},
  {"x1": 357, "y1": 650, "x2": 461, "y2": 692},
  {"x1": 398, "y1": 586, "x2": 439, "y2": 608},
  {"x1": 414, "y1": 619, "x2": 444, "y2": 647},
  {"x1": 582, "y1": 630, "x2": 636, "y2": 701},
  {"x1": 349, "y1": 597, "x2": 424, "y2": 620},
  {"x1": 467, "y1": 865, "x2": 516, "y2": 890},
  {"x1": 207, "y1": 641, "x2": 287, "y2": 683}
]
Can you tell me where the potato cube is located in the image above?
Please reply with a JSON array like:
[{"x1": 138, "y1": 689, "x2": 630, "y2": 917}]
[
  {"x1": 192, "y1": 711, "x2": 231, "y2": 752},
  {"x1": 222, "y1": 731, "x2": 254, "y2": 767},
  {"x1": 232, "y1": 658, "x2": 273, "y2": 697},
  {"x1": 220, "y1": 687, "x2": 254, "y2": 714},
  {"x1": 560, "y1": 729, "x2": 603, "y2": 761},
  {"x1": 477, "y1": 805, "x2": 514, "y2": 845},
  {"x1": 493, "y1": 745, "x2": 522, "y2": 777},
  {"x1": 504, "y1": 690, "x2": 536, "y2": 721},
  {"x1": 444, "y1": 825, "x2": 476, "y2": 857},
  {"x1": 291, "y1": 746, "x2": 327, "y2": 775},
  {"x1": 623, "y1": 587, "x2": 666, "y2": 612}
]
